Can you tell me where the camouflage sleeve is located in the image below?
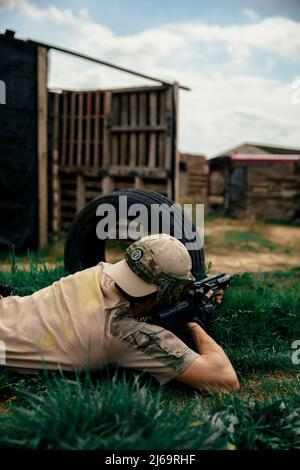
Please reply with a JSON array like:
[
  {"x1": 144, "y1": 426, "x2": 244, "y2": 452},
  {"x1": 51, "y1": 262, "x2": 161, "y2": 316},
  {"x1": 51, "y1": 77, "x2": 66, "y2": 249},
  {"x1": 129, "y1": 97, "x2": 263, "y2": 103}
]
[{"x1": 109, "y1": 308, "x2": 199, "y2": 384}]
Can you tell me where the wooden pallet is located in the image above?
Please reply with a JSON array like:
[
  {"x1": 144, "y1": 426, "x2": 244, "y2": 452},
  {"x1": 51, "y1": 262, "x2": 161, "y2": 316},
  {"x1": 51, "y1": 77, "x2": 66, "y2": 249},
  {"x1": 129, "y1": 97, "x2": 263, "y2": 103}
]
[{"x1": 51, "y1": 84, "x2": 179, "y2": 231}]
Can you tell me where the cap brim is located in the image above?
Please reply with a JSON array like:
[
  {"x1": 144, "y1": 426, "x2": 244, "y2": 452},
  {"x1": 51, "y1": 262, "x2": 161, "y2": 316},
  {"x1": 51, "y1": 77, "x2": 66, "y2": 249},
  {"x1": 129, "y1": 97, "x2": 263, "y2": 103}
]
[{"x1": 103, "y1": 260, "x2": 157, "y2": 297}]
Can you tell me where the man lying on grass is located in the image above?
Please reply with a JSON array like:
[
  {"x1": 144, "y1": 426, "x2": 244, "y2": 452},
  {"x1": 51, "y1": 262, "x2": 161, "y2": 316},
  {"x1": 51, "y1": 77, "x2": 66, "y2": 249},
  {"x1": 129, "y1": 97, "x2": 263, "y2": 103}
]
[{"x1": 0, "y1": 234, "x2": 239, "y2": 393}]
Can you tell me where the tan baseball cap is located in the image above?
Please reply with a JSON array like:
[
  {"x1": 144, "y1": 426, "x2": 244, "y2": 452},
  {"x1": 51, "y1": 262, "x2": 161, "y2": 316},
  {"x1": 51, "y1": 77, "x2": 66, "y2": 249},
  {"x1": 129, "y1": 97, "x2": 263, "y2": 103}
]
[{"x1": 103, "y1": 234, "x2": 194, "y2": 298}]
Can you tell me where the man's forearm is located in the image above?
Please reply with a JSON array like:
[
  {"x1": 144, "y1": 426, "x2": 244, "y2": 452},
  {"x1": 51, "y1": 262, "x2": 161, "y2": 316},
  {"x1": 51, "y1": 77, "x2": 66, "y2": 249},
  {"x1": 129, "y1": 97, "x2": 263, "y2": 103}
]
[
  {"x1": 174, "y1": 322, "x2": 239, "y2": 392},
  {"x1": 187, "y1": 321, "x2": 235, "y2": 368}
]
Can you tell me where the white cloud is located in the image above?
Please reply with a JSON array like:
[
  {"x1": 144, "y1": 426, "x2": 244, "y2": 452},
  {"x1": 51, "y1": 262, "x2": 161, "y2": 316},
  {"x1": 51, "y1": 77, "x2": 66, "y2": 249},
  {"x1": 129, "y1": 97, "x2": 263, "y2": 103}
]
[
  {"x1": 171, "y1": 17, "x2": 300, "y2": 62},
  {"x1": 243, "y1": 9, "x2": 259, "y2": 22},
  {"x1": 0, "y1": 0, "x2": 19, "y2": 11},
  {"x1": 4, "y1": 0, "x2": 300, "y2": 155}
]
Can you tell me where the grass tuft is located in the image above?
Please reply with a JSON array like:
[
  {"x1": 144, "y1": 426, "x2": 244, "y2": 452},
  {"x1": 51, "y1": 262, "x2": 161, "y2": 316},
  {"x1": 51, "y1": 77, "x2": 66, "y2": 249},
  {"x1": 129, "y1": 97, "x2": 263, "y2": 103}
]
[{"x1": 1, "y1": 260, "x2": 300, "y2": 449}]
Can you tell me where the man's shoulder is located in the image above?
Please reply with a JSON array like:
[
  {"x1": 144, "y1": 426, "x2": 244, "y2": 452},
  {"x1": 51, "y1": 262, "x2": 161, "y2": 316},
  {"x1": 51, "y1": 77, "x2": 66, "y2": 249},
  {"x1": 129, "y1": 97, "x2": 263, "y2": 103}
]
[
  {"x1": 110, "y1": 308, "x2": 187, "y2": 354},
  {"x1": 109, "y1": 307, "x2": 199, "y2": 377}
]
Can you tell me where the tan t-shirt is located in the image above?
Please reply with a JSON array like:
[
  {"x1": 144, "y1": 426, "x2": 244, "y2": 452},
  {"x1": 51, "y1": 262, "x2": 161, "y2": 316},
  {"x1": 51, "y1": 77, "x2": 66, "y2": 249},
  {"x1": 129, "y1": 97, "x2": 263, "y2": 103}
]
[{"x1": 0, "y1": 262, "x2": 199, "y2": 384}]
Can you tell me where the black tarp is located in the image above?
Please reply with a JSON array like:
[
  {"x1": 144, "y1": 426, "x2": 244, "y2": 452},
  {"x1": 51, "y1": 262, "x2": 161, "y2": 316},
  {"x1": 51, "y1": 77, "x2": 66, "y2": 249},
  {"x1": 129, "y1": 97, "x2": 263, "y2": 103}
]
[{"x1": 0, "y1": 34, "x2": 40, "y2": 250}]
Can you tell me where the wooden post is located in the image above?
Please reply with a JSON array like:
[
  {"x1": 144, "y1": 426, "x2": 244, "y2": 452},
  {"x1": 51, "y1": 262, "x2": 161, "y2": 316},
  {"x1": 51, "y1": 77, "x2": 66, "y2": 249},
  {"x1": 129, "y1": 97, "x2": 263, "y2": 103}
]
[
  {"x1": 139, "y1": 93, "x2": 147, "y2": 166},
  {"x1": 148, "y1": 92, "x2": 157, "y2": 167},
  {"x1": 102, "y1": 175, "x2": 113, "y2": 193},
  {"x1": 77, "y1": 93, "x2": 83, "y2": 167},
  {"x1": 173, "y1": 82, "x2": 180, "y2": 202},
  {"x1": 103, "y1": 91, "x2": 112, "y2": 168},
  {"x1": 134, "y1": 175, "x2": 143, "y2": 188},
  {"x1": 85, "y1": 92, "x2": 91, "y2": 167},
  {"x1": 167, "y1": 178, "x2": 173, "y2": 200},
  {"x1": 52, "y1": 150, "x2": 61, "y2": 233},
  {"x1": 76, "y1": 174, "x2": 86, "y2": 212},
  {"x1": 94, "y1": 91, "x2": 100, "y2": 168},
  {"x1": 129, "y1": 93, "x2": 137, "y2": 167},
  {"x1": 52, "y1": 93, "x2": 61, "y2": 233},
  {"x1": 69, "y1": 92, "x2": 76, "y2": 166},
  {"x1": 37, "y1": 46, "x2": 48, "y2": 248},
  {"x1": 61, "y1": 93, "x2": 68, "y2": 166},
  {"x1": 164, "y1": 86, "x2": 173, "y2": 172}
]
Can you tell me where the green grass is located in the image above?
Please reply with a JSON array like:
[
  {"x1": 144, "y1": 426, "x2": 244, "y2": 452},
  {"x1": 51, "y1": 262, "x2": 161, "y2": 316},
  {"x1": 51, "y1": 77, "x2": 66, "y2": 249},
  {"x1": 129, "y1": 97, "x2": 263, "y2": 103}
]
[
  {"x1": 1, "y1": 261, "x2": 300, "y2": 449},
  {"x1": 223, "y1": 230, "x2": 283, "y2": 252}
]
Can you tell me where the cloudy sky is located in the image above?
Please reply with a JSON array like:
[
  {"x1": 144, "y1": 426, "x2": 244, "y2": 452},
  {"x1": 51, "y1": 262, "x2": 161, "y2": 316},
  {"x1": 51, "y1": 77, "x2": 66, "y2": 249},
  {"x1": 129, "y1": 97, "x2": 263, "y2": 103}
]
[{"x1": 1, "y1": 0, "x2": 300, "y2": 156}]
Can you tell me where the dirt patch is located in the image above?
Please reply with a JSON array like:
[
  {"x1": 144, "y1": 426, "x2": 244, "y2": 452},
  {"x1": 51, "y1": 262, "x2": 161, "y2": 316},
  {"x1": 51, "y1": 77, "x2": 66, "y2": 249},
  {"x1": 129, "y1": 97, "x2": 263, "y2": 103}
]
[
  {"x1": 203, "y1": 218, "x2": 300, "y2": 273},
  {"x1": 207, "y1": 251, "x2": 300, "y2": 274},
  {"x1": 266, "y1": 225, "x2": 300, "y2": 248},
  {"x1": 1, "y1": 218, "x2": 300, "y2": 274}
]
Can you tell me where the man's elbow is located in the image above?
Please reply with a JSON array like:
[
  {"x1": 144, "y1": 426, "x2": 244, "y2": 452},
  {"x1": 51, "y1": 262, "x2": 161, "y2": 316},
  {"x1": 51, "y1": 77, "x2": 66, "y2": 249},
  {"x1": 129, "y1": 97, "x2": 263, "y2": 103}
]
[
  {"x1": 225, "y1": 372, "x2": 240, "y2": 392},
  {"x1": 219, "y1": 367, "x2": 240, "y2": 392},
  {"x1": 207, "y1": 362, "x2": 240, "y2": 393}
]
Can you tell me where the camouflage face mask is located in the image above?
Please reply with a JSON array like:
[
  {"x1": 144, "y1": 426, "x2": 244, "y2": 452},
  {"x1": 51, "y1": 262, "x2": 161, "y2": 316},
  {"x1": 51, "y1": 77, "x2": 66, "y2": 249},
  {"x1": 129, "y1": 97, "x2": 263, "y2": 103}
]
[{"x1": 125, "y1": 243, "x2": 195, "y2": 306}]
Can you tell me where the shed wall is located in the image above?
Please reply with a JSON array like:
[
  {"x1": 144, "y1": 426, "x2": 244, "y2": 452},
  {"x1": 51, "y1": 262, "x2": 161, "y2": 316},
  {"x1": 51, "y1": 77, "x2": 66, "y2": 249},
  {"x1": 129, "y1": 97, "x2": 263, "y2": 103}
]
[{"x1": 0, "y1": 35, "x2": 39, "y2": 249}]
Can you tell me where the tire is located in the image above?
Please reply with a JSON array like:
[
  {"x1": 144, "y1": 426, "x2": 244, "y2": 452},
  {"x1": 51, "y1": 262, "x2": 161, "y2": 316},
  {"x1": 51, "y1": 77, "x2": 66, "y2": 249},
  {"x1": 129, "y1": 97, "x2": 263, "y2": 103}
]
[{"x1": 64, "y1": 189, "x2": 205, "y2": 277}]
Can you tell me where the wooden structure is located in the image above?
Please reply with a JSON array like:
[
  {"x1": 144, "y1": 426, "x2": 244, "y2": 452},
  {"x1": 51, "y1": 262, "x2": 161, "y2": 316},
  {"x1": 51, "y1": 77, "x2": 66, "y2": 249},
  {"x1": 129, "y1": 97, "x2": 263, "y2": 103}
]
[
  {"x1": 179, "y1": 153, "x2": 208, "y2": 203},
  {"x1": 37, "y1": 47, "x2": 48, "y2": 247},
  {"x1": 0, "y1": 29, "x2": 186, "y2": 247},
  {"x1": 212, "y1": 142, "x2": 300, "y2": 158},
  {"x1": 208, "y1": 154, "x2": 300, "y2": 221},
  {"x1": 51, "y1": 84, "x2": 179, "y2": 231}
]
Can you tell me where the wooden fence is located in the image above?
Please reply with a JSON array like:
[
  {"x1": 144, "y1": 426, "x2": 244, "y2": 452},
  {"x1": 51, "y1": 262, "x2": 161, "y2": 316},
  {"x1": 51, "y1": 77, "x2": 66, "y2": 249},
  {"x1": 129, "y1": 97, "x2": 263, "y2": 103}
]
[{"x1": 51, "y1": 85, "x2": 179, "y2": 231}]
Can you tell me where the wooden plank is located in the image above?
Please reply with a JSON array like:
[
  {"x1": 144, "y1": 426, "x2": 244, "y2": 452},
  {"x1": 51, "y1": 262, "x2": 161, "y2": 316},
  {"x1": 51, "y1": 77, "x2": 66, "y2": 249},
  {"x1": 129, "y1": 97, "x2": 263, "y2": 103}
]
[
  {"x1": 102, "y1": 175, "x2": 114, "y2": 193},
  {"x1": 85, "y1": 92, "x2": 91, "y2": 167},
  {"x1": 121, "y1": 93, "x2": 128, "y2": 125},
  {"x1": 111, "y1": 125, "x2": 166, "y2": 132},
  {"x1": 134, "y1": 175, "x2": 143, "y2": 188},
  {"x1": 120, "y1": 93, "x2": 128, "y2": 166},
  {"x1": 209, "y1": 195, "x2": 225, "y2": 205},
  {"x1": 142, "y1": 183, "x2": 168, "y2": 194},
  {"x1": 77, "y1": 93, "x2": 83, "y2": 167},
  {"x1": 148, "y1": 92, "x2": 157, "y2": 167},
  {"x1": 69, "y1": 92, "x2": 76, "y2": 166},
  {"x1": 164, "y1": 85, "x2": 173, "y2": 172},
  {"x1": 103, "y1": 91, "x2": 112, "y2": 167},
  {"x1": 158, "y1": 131, "x2": 165, "y2": 168},
  {"x1": 138, "y1": 92, "x2": 147, "y2": 166},
  {"x1": 52, "y1": 94, "x2": 61, "y2": 233},
  {"x1": 107, "y1": 165, "x2": 168, "y2": 177},
  {"x1": 172, "y1": 83, "x2": 179, "y2": 200},
  {"x1": 61, "y1": 92, "x2": 68, "y2": 166},
  {"x1": 85, "y1": 177, "x2": 101, "y2": 188},
  {"x1": 53, "y1": 152, "x2": 61, "y2": 233},
  {"x1": 37, "y1": 46, "x2": 48, "y2": 248},
  {"x1": 76, "y1": 174, "x2": 86, "y2": 212},
  {"x1": 112, "y1": 134, "x2": 119, "y2": 165},
  {"x1": 85, "y1": 190, "x2": 103, "y2": 200},
  {"x1": 52, "y1": 93, "x2": 60, "y2": 151},
  {"x1": 113, "y1": 181, "x2": 135, "y2": 190},
  {"x1": 108, "y1": 85, "x2": 165, "y2": 94},
  {"x1": 247, "y1": 164, "x2": 299, "y2": 185},
  {"x1": 167, "y1": 178, "x2": 173, "y2": 200},
  {"x1": 129, "y1": 93, "x2": 137, "y2": 167},
  {"x1": 94, "y1": 91, "x2": 100, "y2": 168},
  {"x1": 113, "y1": 166, "x2": 167, "y2": 176}
]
